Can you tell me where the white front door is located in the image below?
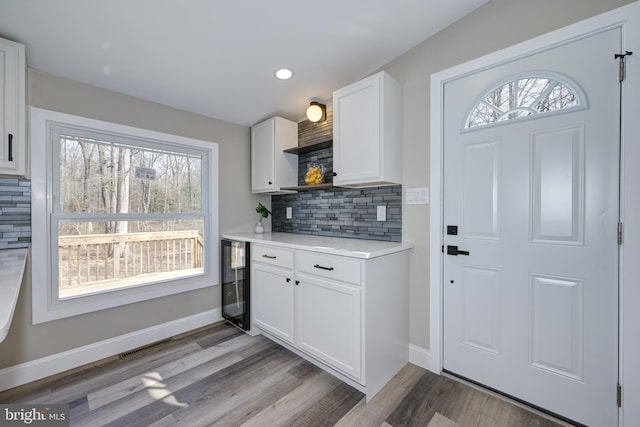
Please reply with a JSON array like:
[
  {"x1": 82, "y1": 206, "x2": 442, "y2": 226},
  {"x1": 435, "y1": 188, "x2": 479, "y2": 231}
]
[{"x1": 443, "y1": 27, "x2": 620, "y2": 426}]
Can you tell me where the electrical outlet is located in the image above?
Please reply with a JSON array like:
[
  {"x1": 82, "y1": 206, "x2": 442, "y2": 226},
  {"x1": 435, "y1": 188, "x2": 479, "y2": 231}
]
[
  {"x1": 286, "y1": 207, "x2": 292, "y2": 219},
  {"x1": 377, "y1": 205, "x2": 386, "y2": 221}
]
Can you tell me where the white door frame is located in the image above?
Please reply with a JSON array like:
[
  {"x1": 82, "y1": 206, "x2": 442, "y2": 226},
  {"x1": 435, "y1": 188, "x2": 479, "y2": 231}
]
[{"x1": 429, "y1": 2, "x2": 640, "y2": 425}]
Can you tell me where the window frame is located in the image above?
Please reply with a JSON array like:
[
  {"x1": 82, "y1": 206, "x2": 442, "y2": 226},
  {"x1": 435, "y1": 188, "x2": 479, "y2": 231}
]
[
  {"x1": 30, "y1": 107, "x2": 219, "y2": 324},
  {"x1": 462, "y1": 70, "x2": 588, "y2": 132}
]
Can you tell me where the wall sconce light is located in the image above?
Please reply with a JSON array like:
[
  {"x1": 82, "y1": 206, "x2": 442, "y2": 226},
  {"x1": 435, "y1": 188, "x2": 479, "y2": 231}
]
[{"x1": 306, "y1": 102, "x2": 326, "y2": 122}]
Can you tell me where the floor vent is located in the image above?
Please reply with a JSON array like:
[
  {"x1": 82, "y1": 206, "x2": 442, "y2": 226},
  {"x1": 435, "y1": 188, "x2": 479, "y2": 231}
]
[{"x1": 118, "y1": 338, "x2": 173, "y2": 359}]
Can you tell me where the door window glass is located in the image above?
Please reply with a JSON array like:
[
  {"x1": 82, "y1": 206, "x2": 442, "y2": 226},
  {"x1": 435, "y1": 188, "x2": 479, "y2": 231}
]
[{"x1": 464, "y1": 72, "x2": 586, "y2": 130}]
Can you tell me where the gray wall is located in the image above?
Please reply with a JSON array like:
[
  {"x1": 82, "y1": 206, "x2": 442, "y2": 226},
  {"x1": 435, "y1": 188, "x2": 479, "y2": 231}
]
[
  {"x1": 0, "y1": 69, "x2": 269, "y2": 368},
  {"x1": 379, "y1": 0, "x2": 635, "y2": 350}
]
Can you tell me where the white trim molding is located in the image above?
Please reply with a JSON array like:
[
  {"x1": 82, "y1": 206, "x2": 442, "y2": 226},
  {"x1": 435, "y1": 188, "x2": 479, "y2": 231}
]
[
  {"x1": 409, "y1": 344, "x2": 430, "y2": 370},
  {"x1": 0, "y1": 309, "x2": 221, "y2": 392},
  {"x1": 430, "y1": 2, "x2": 640, "y2": 426}
]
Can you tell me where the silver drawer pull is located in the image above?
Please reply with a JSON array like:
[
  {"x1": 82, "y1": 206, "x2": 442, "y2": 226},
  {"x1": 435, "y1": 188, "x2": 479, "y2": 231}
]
[
  {"x1": 314, "y1": 264, "x2": 334, "y2": 271},
  {"x1": 262, "y1": 254, "x2": 277, "y2": 259}
]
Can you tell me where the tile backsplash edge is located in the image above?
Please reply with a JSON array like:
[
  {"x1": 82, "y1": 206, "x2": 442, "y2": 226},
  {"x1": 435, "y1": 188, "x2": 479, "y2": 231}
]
[{"x1": 0, "y1": 178, "x2": 31, "y2": 249}]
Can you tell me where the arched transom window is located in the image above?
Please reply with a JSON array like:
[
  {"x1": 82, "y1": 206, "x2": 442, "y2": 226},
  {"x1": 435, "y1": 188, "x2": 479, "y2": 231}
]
[{"x1": 464, "y1": 72, "x2": 586, "y2": 130}]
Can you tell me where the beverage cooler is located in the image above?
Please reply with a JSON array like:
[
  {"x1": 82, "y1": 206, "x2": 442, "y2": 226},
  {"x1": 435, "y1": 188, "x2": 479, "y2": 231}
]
[{"x1": 221, "y1": 239, "x2": 250, "y2": 331}]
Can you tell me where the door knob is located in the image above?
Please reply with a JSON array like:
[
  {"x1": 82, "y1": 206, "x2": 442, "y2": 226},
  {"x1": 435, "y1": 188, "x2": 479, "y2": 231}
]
[{"x1": 447, "y1": 245, "x2": 470, "y2": 256}]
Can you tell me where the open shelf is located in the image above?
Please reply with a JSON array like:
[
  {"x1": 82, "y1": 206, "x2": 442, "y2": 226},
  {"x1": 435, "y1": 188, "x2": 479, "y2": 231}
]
[
  {"x1": 283, "y1": 139, "x2": 332, "y2": 155},
  {"x1": 280, "y1": 183, "x2": 334, "y2": 192}
]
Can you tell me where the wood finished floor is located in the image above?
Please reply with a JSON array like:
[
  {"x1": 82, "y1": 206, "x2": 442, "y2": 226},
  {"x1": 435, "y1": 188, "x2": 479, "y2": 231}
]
[{"x1": 0, "y1": 322, "x2": 574, "y2": 427}]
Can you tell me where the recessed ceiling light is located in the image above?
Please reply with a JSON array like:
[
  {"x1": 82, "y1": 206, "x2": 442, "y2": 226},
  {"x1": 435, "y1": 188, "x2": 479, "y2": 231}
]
[{"x1": 275, "y1": 68, "x2": 293, "y2": 80}]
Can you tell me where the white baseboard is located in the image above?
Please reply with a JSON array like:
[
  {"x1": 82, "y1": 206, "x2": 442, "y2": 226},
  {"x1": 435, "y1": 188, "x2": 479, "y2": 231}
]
[
  {"x1": 0, "y1": 309, "x2": 222, "y2": 392},
  {"x1": 409, "y1": 343, "x2": 430, "y2": 370}
]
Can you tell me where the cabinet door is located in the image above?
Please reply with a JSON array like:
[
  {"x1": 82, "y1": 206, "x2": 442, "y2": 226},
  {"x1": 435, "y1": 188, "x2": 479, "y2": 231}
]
[
  {"x1": 252, "y1": 263, "x2": 295, "y2": 344},
  {"x1": 333, "y1": 75, "x2": 381, "y2": 186},
  {"x1": 297, "y1": 273, "x2": 362, "y2": 380},
  {"x1": 0, "y1": 38, "x2": 26, "y2": 176},
  {"x1": 251, "y1": 119, "x2": 275, "y2": 192}
]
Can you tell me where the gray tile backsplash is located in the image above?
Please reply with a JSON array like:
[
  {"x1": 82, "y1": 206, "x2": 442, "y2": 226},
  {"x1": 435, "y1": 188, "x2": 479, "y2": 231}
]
[
  {"x1": 0, "y1": 178, "x2": 31, "y2": 249},
  {"x1": 272, "y1": 117, "x2": 402, "y2": 242},
  {"x1": 271, "y1": 185, "x2": 402, "y2": 242},
  {"x1": 297, "y1": 147, "x2": 333, "y2": 186}
]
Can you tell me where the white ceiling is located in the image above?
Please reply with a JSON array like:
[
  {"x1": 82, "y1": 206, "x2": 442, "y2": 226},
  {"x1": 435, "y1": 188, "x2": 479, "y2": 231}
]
[{"x1": 0, "y1": 0, "x2": 488, "y2": 127}]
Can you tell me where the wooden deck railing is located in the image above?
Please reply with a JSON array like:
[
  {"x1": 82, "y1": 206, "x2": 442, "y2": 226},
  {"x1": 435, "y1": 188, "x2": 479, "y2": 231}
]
[{"x1": 58, "y1": 230, "x2": 204, "y2": 288}]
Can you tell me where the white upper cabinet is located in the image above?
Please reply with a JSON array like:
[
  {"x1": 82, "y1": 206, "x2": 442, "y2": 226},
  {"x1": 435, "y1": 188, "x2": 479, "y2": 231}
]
[
  {"x1": 0, "y1": 37, "x2": 26, "y2": 177},
  {"x1": 251, "y1": 116, "x2": 297, "y2": 193},
  {"x1": 333, "y1": 71, "x2": 402, "y2": 187}
]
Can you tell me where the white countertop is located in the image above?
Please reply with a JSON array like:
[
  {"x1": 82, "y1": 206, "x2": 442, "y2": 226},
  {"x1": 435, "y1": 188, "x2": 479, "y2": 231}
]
[
  {"x1": 222, "y1": 232, "x2": 413, "y2": 259},
  {"x1": 0, "y1": 248, "x2": 28, "y2": 343}
]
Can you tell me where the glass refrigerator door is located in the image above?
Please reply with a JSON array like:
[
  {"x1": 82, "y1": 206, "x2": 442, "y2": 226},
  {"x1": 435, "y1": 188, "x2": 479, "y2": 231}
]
[{"x1": 222, "y1": 240, "x2": 249, "y2": 330}]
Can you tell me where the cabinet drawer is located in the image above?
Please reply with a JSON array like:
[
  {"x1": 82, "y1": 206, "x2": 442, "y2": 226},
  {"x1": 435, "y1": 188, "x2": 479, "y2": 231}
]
[
  {"x1": 297, "y1": 251, "x2": 361, "y2": 285},
  {"x1": 252, "y1": 244, "x2": 294, "y2": 269}
]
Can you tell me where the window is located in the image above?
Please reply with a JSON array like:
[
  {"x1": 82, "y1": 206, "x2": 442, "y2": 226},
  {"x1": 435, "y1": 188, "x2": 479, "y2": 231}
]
[
  {"x1": 31, "y1": 108, "x2": 219, "y2": 323},
  {"x1": 464, "y1": 72, "x2": 586, "y2": 130}
]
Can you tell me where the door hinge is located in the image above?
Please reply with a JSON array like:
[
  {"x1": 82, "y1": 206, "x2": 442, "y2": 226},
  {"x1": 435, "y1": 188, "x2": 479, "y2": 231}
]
[
  {"x1": 615, "y1": 51, "x2": 633, "y2": 82},
  {"x1": 617, "y1": 383, "x2": 622, "y2": 408},
  {"x1": 618, "y1": 222, "x2": 623, "y2": 245}
]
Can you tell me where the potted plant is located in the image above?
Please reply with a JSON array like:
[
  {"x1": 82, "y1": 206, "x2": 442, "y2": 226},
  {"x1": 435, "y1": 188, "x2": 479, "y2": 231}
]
[{"x1": 254, "y1": 202, "x2": 271, "y2": 234}]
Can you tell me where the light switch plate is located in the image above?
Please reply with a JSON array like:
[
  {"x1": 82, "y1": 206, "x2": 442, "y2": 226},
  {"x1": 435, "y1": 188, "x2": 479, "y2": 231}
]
[
  {"x1": 406, "y1": 187, "x2": 429, "y2": 205},
  {"x1": 286, "y1": 207, "x2": 292, "y2": 219},
  {"x1": 377, "y1": 205, "x2": 386, "y2": 221}
]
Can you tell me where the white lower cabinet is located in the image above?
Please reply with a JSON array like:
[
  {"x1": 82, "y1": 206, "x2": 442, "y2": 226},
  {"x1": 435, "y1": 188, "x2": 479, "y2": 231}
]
[
  {"x1": 297, "y1": 272, "x2": 361, "y2": 380},
  {"x1": 250, "y1": 242, "x2": 410, "y2": 401},
  {"x1": 252, "y1": 263, "x2": 294, "y2": 344}
]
